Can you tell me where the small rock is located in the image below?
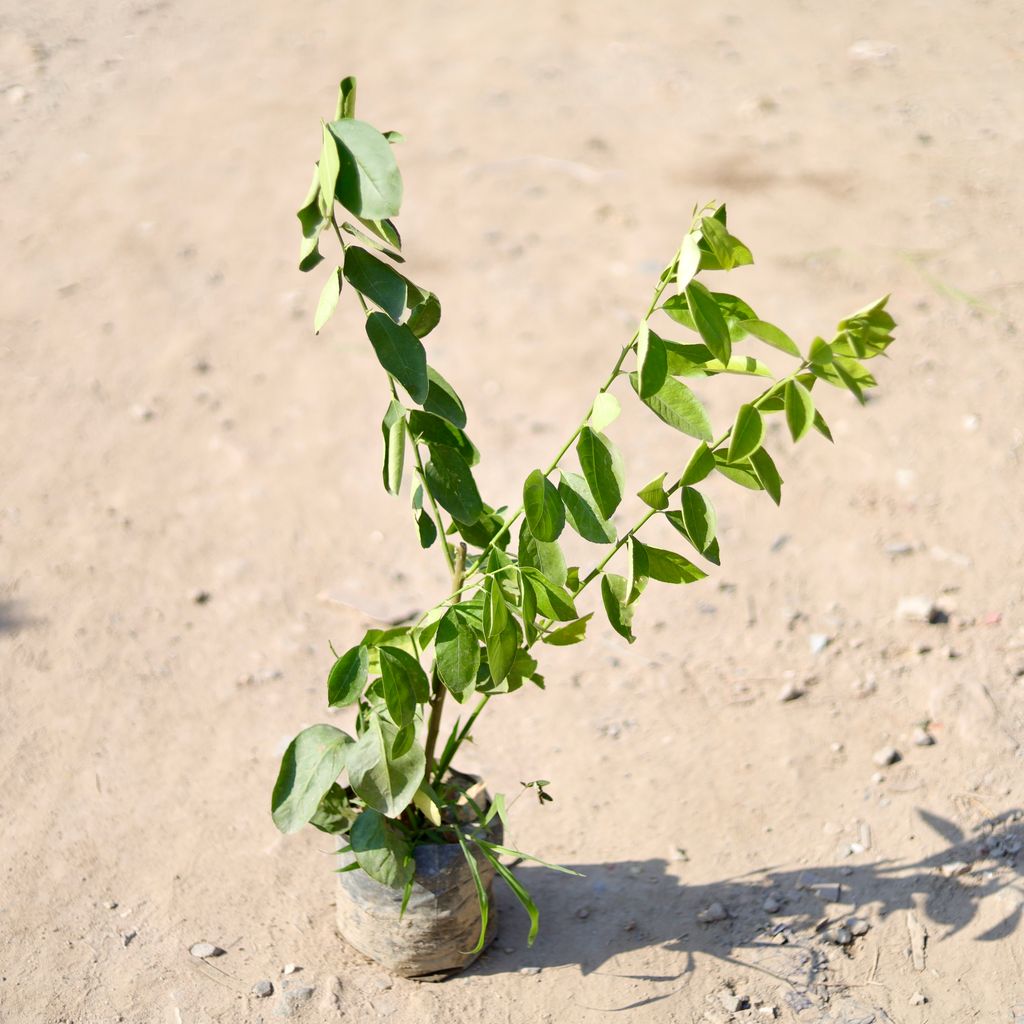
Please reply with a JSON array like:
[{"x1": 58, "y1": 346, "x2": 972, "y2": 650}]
[
  {"x1": 758, "y1": 1008, "x2": 778, "y2": 1020},
  {"x1": 848, "y1": 918, "x2": 870, "y2": 936},
  {"x1": 122, "y1": 930, "x2": 137, "y2": 947},
  {"x1": 576, "y1": 907, "x2": 590, "y2": 919},
  {"x1": 909, "y1": 991, "x2": 928, "y2": 1006},
  {"x1": 809, "y1": 633, "x2": 831, "y2": 656},
  {"x1": 940, "y1": 861, "x2": 970, "y2": 878},
  {"x1": 848, "y1": 39, "x2": 899, "y2": 63},
  {"x1": 189, "y1": 942, "x2": 223, "y2": 958},
  {"x1": 252, "y1": 980, "x2": 274, "y2": 998},
  {"x1": 830, "y1": 742, "x2": 845, "y2": 753},
  {"x1": 896, "y1": 596, "x2": 943, "y2": 623},
  {"x1": 873, "y1": 746, "x2": 901, "y2": 767},
  {"x1": 912, "y1": 726, "x2": 935, "y2": 747},
  {"x1": 870, "y1": 771, "x2": 885, "y2": 785},
  {"x1": 763, "y1": 896, "x2": 781, "y2": 913},
  {"x1": 622, "y1": 919, "x2": 637, "y2": 932},
  {"x1": 719, "y1": 990, "x2": 747, "y2": 1012},
  {"x1": 884, "y1": 542, "x2": 915, "y2": 557},
  {"x1": 812, "y1": 883, "x2": 842, "y2": 903},
  {"x1": 371, "y1": 974, "x2": 392, "y2": 991},
  {"x1": 104, "y1": 900, "x2": 118, "y2": 910},
  {"x1": 276, "y1": 986, "x2": 315, "y2": 1016},
  {"x1": 190, "y1": 589, "x2": 211, "y2": 605},
  {"x1": 825, "y1": 926, "x2": 853, "y2": 945},
  {"x1": 281, "y1": 963, "x2": 301, "y2": 975},
  {"x1": 520, "y1": 966, "x2": 541, "y2": 975},
  {"x1": 778, "y1": 681, "x2": 804, "y2": 703},
  {"x1": 321, "y1": 975, "x2": 343, "y2": 1012},
  {"x1": 697, "y1": 901, "x2": 729, "y2": 923}
]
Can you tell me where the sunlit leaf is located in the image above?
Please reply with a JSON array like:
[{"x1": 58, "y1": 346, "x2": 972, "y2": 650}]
[
  {"x1": 364, "y1": 312, "x2": 428, "y2": 403},
  {"x1": 523, "y1": 470, "x2": 565, "y2": 543},
  {"x1": 328, "y1": 645, "x2": 369, "y2": 707},
  {"x1": 728, "y1": 404, "x2": 764, "y2": 462},
  {"x1": 576, "y1": 427, "x2": 625, "y2": 520},
  {"x1": 328, "y1": 118, "x2": 403, "y2": 220},
  {"x1": 272, "y1": 724, "x2": 354, "y2": 834}
]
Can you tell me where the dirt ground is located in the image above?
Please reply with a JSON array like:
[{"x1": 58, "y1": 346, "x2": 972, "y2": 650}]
[{"x1": 3, "y1": 2, "x2": 1024, "y2": 1022}]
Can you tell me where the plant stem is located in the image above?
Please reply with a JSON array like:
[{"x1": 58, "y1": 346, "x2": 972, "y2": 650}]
[
  {"x1": 423, "y1": 542, "x2": 466, "y2": 775},
  {"x1": 433, "y1": 693, "x2": 490, "y2": 786}
]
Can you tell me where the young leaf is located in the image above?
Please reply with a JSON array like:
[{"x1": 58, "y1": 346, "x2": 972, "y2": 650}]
[
  {"x1": 518, "y1": 523, "x2": 568, "y2": 588},
  {"x1": 423, "y1": 366, "x2": 467, "y2": 428},
  {"x1": 486, "y1": 617, "x2": 518, "y2": 685},
  {"x1": 379, "y1": 646, "x2": 428, "y2": 726},
  {"x1": 784, "y1": 379, "x2": 815, "y2": 442},
  {"x1": 728, "y1": 404, "x2": 765, "y2": 462},
  {"x1": 318, "y1": 123, "x2": 341, "y2": 219},
  {"x1": 343, "y1": 246, "x2": 408, "y2": 320},
  {"x1": 680, "y1": 487, "x2": 717, "y2": 555},
  {"x1": 684, "y1": 280, "x2": 732, "y2": 364},
  {"x1": 629, "y1": 372, "x2": 713, "y2": 442},
  {"x1": 328, "y1": 645, "x2": 369, "y2": 707},
  {"x1": 738, "y1": 319, "x2": 800, "y2": 358},
  {"x1": 644, "y1": 545, "x2": 707, "y2": 584},
  {"x1": 328, "y1": 119, "x2": 403, "y2": 220},
  {"x1": 347, "y1": 713, "x2": 425, "y2": 817},
  {"x1": 364, "y1": 313, "x2": 428, "y2": 403},
  {"x1": 523, "y1": 470, "x2": 565, "y2": 543},
  {"x1": 310, "y1": 783, "x2": 358, "y2": 835},
  {"x1": 589, "y1": 391, "x2": 621, "y2": 433},
  {"x1": 636, "y1": 321, "x2": 668, "y2": 398},
  {"x1": 637, "y1": 472, "x2": 669, "y2": 510},
  {"x1": 406, "y1": 287, "x2": 441, "y2": 339},
  {"x1": 299, "y1": 234, "x2": 325, "y2": 273},
  {"x1": 297, "y1": 166, "x2": 327, "y2": 240},
  {"x1": 681, "y1": 442, "x2": 716, "y2": 485},
  {"x1": 314, "y1": 267, "x2": 343, "y2": 334},
  {"x1": 542, "y1": 612, "x2": 592, "y2": 646},
  {"x1": 626, "y1": 536, "x2": 649, "y2": 601},
  {"x1": 808, "y1": 337, "x2": 833, "y2": 365},
  {"x1": 558, "y1": 471, "x2": 615, "y2": 544},
  {"x1": 813, "y1": 409, "x2": 833, "y2": 442},
  {"x1": 714, "y1": 451, "x2": 764, "y2": 491},
  {"x1": 407, "y1": 410, "x2": 479, "y2": 466},
  {"x1": 424, "y1": 446, "x2": 483, "y2": 525},
  {"x1": 351, "y1": 808, "x2": 414, "y2": 888},
  {"x1": 666, "y1": 510, "x2": 721, "y2": 566},
  {"x1": 576, "y1": 427, "x2": 625, "y2": 520},
  {"x1": 600, "y1": 573, "x2": 636, "y2": 643},
  {"x1": 454, "y1": 829, "x2": 491, "y2": 954},
  {"x1": 699, "y1": 215, "x2": 753, "y2": 270},
  {"x1": 475, "y1": 843, "x2": 541, "y2": 946},
  {"x1": 271, "y1": 724, "x2": 354, "y2": 834},
  {"x1": 435, "y1": 608, "x2": 480, "y2": 700},
  {"x1": 676, "y1": 230, "x2": 702, "y2": 292},
  {"x1": 482, "y1": 576, "x2": 509, "y2": 638},
  {"x1": 335, "y1": 76, "x2": 357, "y2": 120},
  {"x1": 750, "y1": 446, "x2": 783, "y2": 505},
  {"x1": 521, "y1": 567, "x2": 578, "y2": 621},
  {"x1": 380, "y1": 398, "x2": 407, "y2": 495}
]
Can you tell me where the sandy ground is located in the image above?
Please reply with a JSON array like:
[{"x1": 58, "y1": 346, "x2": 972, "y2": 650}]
[{"x1": 3, "y1": 2, "x2": 1024, "y2": 1022}]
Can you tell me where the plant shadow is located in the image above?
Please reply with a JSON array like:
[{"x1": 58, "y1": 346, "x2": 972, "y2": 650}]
[
  {"x1": 0, "y1": 598, "x2": 36, "y2": 636},
  {"x1": 465, "y1": 807, "x2": 1024, "y2": 1007}
]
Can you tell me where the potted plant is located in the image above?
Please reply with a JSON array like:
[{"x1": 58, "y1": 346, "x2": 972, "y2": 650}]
[{"x1": 271, "y1": 77, "x2": 897, "y2": 978}]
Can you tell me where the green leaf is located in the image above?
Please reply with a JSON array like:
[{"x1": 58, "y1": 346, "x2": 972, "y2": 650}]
[
  {"x1": 407, "y1": 410, "x2": 479, "y2": 466},
  {"x1": 813, "y1": 409, "x2": 833, "y2": 442},
  {"x1": 518, "y1": 523, "x2": 568, "y2": 588},
  {"x1": 356, "y1": 216, "x2": 402, "y2": 251},
  {"x1": 335, "y1": 76, "x2": 357, "y2": 119},
  {"x1": 676, "y1": 231, "x2": 702, "y2": 292},
  {"x1": 351, "y1": 808, "x2": 414, "y2": 888},
  {"x1": 309, "y1": 783, "x2": 357, "y2": 835},
  {"x1": 808, "y1": 337, "x2": 833, "y2": 365},
  {"x1": 379, "y1": 646, "x2": 428, "y2": 727},
  {"x1": 297, "y1": 166, "x2": 327, "y2": 239},
  {"x1": 521, "y1": 567, "x2": 578, "y2": 621},
  {"x1": 380, "y1": 399, "x2": 406, "y2": 495},
  {"x1": 343, "y1": 246, "x2": 407, "y2": 320},
  {"x1": 784, "y1": 379, "x2": 815, "y2": 442},
  {"x1": 750, "y1": 446, "x2": 783, "y2": 505},
  {"x1": 681, "y1": 442, "x2": 716, "y2": 485},
  {"x1": 637, "y1": 472, "x2": 669, "y2": 510},
  {"x1": 601, "y1": 573, "x2": 636, "y2": 644},
  {"x1": 626, "y1": 536, "x2": 649, "y2": 602},
  {"x1": 629, "y1": 372, "x2": 713, "y2": 442},
  {"x1": 714, "y1": 451, "x2": 763, "y2": 491},
  {"x1": 415, "y1": 510, "x2": 437, "y2": 548},
  {"x1": 453, "y1": 504, "x2": 508, "y2": 550},
  {"x1": 576, "y1": 427, "x2": 625, "y2": 520},
  {"x1": 314, "y1": 267, "x2": 343, "y2": 334},
  {"x1": 328, "y1": 645, "x2": 369, "y2": 707},
  {"x1": 364, "y1": 313, "x2": 428, "y2": 403},
  {"x1": 328, "y1": 119, "x2": 403, "y2": 220},
  {"x1": 475, "y1": 843, "x2": 541, "y2": 946},
  {"x1": 684, "y1": 281, "x2": 732, "y2": 364},
  {"x1": 455, "y1": 828, "x2": 491, "y2": 954},
  {"x1": 318, "y1": 123, "x2": 341, "y2": 220},
  {"x1": 666, "y1": 510, "x2": 721, "y2": 566},
  {"x1": 558, "y1": 471, "x2": 615, "y2": 544},
  {"x1": 482, "y1": 575, "x2": 509, "y2": 637},
  {"x1": 271, "y1": 724, "x2": 354, "y2": 834},
  {"x1": 644, "y1": 545, "x2": 707, "y2": 584},
  {"x1": 588, "y1": 391, "x2": 620, "y2": 433},
  {"x1": 699, "y1": 215, "x2": 753, "y2": 270},
  {"x1": 636, "y1": 321, "x2": 668, "y2": 399},
  {"x1": 423, "y1": 367, "x2": 467, "y2": 428},
  {"x1": 680, "y1": 487, "x2": 717, "y2": 555},
  {"x1": 542, "y1": 613, "x2": 592, "y2": 646},
  {"x1": 299, "y1": 233, "x2": 325, "y2": 273},
  {"x1": 424, "y1": 446, "x2": 482, "y2": 525},
  {"x1": 347, "y1": 713, "x2": 425, "y2": 817},
  {"x1": 523, "y1": 470, "x2": 565, "y2": 543},
  {"x1": 485, "y1": 618, "x2": 518, "y2": 685},
  {"x1": 406, "y1": 287, "x2": 441, "y2": 339},
  {"x1": 435, "y1": 608, "x2": 480, "y2": 701},
  {"x1": 728, "y1": 404, "x2": 764, "y2": 462},
  {"x1": 738, "y1": 319, "x2": 800, "y2": 357}
]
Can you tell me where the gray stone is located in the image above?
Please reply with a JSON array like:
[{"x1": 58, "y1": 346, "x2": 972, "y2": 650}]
[
  {"x1": 275, "y1": 986, "x2": 315, "y2": 1018},
  {"x1": 848, "y1": 918, "x2": 870, "y2": 936},
  {"x1": 104, "y1": 900, "x2": 118, "y2": 910},
  {"x1": 812, "y1": 882, "x2": 842, "y2": 903},
  {"x1": 909, "y1": 992, "x2": 928, "y2": 1006},
  {"x1": 122, "y1": 930, "x2": 137, "y2": 947},
  {"x1": 912, "y1": 726, "x2": 935, "y2": 747},
  {"x1": 896, "y1": 596, "x2": 942, "y2": 623},
  {"x1": 940, "y1": 861, "x2": 970, "y2": 877},
  {"x1": 719, "y1": 989, "x2": 746, "y2": 1012},
  {"x1": 873, "y1": 745, "x2": 901, "y2": 767},
  {"x1": 520, "y1": 966, "x2": 541, "y2": 975},
  {"x1": 778, "y1": 681, "x2": 804, "y2": 703},
  {"x1": 697, "y1": 901, "x2": 729, "y2": 923},
  {"x1": 809, "y1": 633, "x2": 831, "y2": 656},
  {"x1": 252, "y1": 980, "x2": 274, "y2": 998},
  {"x1": 825, "y1": 926, "x2": 853, "y2": 945},
  {"x1": 281, "y1": 963, "x2": 300, "y2": 975},
  {"x1": 190, "y1": 942, "x2": 224, "y2": 959},
  {"x1": 763, "y1": 896, "x2": 781, "y2": 913}
]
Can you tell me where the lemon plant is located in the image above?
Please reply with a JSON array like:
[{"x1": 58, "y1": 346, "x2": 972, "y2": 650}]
[{"x1": 271, "y1": 77, "x2": 896, "y2": 951}]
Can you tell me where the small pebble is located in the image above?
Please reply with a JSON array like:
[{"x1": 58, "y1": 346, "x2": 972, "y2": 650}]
[
  {"x1": 520, "y1": 966, "x2": 541, "y2": 975},
  {"x1": 763, "y1": 896, "x2": 781, "y2": 913},
  {"x1": 576, "y1": 907, "x2": 590, "y2": 919},
  {"x1": 697, "y1": 901, "x2": 729, "y2": 923},
  {"x1": 190, "y1": 589, "x2": 211, "y2": 605},
  {"x1": 122, "y1": 930, "x2": 137, "y2": 947},
  {"x1": 825, "y1": 926, "x2": 853, "y2": 945},
  {"x1": 758, "y1": 1009, "x2": 778, "y2": 1020},
  {"x1": 282, "y1": 963, "x2": 300, "y2": 975},
  {"x1": 809, "y1": 633, "x2": 831, "y2": 656},
  {"x1": 896, "y1": 596, "x2": 942, "y2": 624},
  {"x1": 912, "y1": 726, "x2": 935, "y2": 747},
  {"x1": 622, "y1": 919, "x2": 636, "y2": 932},
  {"x1": 848, "y1": 918, "x2": 870, "y2": 936},
  {"x1": 940, "y1": 861, "x2": 970, "y2": 878},
  {"x1": 719, "y1": 990, "x2": 746, "y2": 1012},
  {"x1": 873, "y1": 745, "x2": 901, "y2": 767},
  {"x1": 189, "y1": 942, "x2": 223, "y2": 958},
  {"x1": 909, "y1": 991, "x2": 928, "y2": 1005},
  {"x1": 848, "y1": 39, "x2": 898, "y2": 63},
  {"x1": 104, "y1": 900, "x2": 118, "y2": 910},
  {"x1": 778, "y1": 681, "x2": 804, "y2": 703},
  {"x1": 884, "y1": 542, "x2": 915, "y2": 557},
  {"x1": 252, "y1": 980, "x2": 273, "y2": 998},
  {"x1": 812, "y1": 882, "x2": 842, "y2": 903}
]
